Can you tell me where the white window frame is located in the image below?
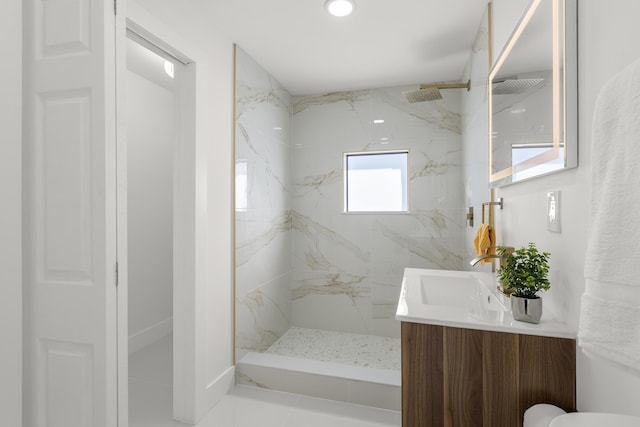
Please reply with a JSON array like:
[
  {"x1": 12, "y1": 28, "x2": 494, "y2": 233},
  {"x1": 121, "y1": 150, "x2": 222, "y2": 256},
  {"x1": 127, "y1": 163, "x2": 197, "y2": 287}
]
[{"x1": 343, "y1": 149, "x2": 409, "y2": 213}]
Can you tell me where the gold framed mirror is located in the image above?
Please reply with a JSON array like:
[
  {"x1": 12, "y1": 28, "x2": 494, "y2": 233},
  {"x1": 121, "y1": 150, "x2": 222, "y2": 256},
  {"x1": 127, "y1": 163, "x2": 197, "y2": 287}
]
[{"x1": 489, "y1": 0, "x2": 577, "y2": 186}]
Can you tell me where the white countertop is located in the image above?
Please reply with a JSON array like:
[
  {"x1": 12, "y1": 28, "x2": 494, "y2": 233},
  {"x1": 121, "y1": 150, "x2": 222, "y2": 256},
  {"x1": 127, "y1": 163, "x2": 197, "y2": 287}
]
[{"x1": 395, "y1": 268, "x2": 576, "y2": 339}]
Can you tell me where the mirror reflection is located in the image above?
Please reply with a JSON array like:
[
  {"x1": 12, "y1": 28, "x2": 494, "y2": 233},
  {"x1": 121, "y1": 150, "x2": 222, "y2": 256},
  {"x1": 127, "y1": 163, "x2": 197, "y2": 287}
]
[{"x1": 489, "y1": 0, "x2": 576, "y2": 186}]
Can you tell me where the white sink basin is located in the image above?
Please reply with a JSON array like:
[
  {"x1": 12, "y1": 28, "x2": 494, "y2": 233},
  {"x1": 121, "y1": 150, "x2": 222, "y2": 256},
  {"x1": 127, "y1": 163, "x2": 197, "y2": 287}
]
[
  {"x1": 550, "y1": 413, "x2": 640, "y2": 427},
  {"x1": 398, "y1": 268, "x2": 509, "y2": 324},
  {"x1": 419, "y1": 274, "x2": 507, "y2": 312},
  {"x1": 395, "y1": 268, "x2": 575, "y2": 338}
]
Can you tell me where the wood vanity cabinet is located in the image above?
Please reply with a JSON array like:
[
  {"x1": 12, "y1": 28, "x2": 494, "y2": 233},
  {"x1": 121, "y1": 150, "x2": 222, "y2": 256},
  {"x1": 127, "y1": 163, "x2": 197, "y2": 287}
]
[{"x1": 401, "y1": 322, "x2": 575, "y2": 427}]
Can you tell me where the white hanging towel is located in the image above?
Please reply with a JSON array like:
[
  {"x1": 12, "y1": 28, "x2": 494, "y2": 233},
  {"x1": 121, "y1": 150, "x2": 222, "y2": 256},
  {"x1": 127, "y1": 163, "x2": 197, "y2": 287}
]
[{"x1": 579, "y1": 58, "x2": 640, "y2": 373}]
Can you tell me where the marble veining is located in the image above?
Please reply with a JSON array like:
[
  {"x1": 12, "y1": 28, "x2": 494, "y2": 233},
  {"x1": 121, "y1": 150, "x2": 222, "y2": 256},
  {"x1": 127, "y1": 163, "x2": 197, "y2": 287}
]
[
  {"x1": 292, "y1": 273, "x2": 368, "y2": 301},
  {"x1": 235, "y1": 46, "x2": 293, "y2": 357},
  {"x1": 376, "y1": 88, "x2": 463, "y2": 134},
  {"x1": 411, "y1": 209, "x2": 459, "y2": 235},
  {"x1": 236, "y1": 211, "x2": 291, "y2": 268},
  {"x1": 237, "y1": 325, "x2": 281, "y2": 354},
  {"x1": 410, "y1": 158, "x2": 457, "y2": 180},
  {"x1": 295, "y1": 168, "x2": 342, "y2": 193},
  {"x1": 236, "y1": 46, "x2": 466, "y2": 347},
  {"x1": 292, "y1": 210, "x2": 369, "y2": 264},
  {"x1": 373, "y1": 220, "x2": 463, "y2": 271},
  {"x1": 236, "y1": 276, "x2": 292, "y2": 357},
  {"x1": 372, "y1": 302, "x2": 399, "y2": 320},
  {"x1": 293, "y1": 91, "x2": 370, "y2": 115},
  {"x1": 291, "y1": 84, "x2": 465, "y2": 337},
  {"x1": 236, "y1": 122, "x2": 288, "y2": 193},
  {"x1": 240, "y1": 287, "x2": 290, "y2": 330},
  {"x1": 235, "y1": 78, "x2": 291, "y2": 118}
]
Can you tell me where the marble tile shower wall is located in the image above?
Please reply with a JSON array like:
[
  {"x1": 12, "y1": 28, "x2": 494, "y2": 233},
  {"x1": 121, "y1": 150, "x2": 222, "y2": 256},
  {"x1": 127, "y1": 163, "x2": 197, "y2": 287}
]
[
  {"x1": 235, "y1": 48, "x2": 293, "y2": 360},
  {"x1": 292, "y1": 88, "x2": 466, "y2": 338},
  {"x1": 235, "y1": 48, "x2": 466, "y2": 353},
  {"x1": 462, "y1": 7, "x2": 492, "y2": 267}
]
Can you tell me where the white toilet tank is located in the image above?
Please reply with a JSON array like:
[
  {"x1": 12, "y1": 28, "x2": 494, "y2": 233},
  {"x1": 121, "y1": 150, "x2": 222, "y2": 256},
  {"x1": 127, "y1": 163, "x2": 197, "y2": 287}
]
[
  {"x1": 523, "y1": 404, "x2": 568, "y2": 427},
  {"x1": 524, "y1": 404, "x2": 640, "y2": 427},
  {"x1": 550, "y1": 413, "x2": 640, "y2": 427}
]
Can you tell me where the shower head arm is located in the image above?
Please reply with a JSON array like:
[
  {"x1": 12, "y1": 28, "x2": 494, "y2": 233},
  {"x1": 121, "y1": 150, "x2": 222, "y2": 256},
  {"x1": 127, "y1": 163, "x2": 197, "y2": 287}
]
[{"x1": 419, "y1": 80, "x2": 470, "y2": 91}]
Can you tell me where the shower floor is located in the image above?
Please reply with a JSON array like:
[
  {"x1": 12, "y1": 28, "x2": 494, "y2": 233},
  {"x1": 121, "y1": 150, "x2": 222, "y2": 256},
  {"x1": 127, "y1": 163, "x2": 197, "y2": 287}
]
[
  {"x1": 265, "y1": 327, "x2": 401, "y2": 371},
  {"x1": 237, "y1": 327, "x2": 402, "y2": 410}
]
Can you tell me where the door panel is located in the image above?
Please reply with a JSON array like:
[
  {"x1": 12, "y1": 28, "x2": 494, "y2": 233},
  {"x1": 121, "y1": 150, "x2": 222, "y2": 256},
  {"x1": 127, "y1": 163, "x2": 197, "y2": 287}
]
[
  {"x1": 40, "y1": 340, "x2": 94, "y2": 426},
  {"x1": 23, "y1": 0, "x2": 118, "y2": 425},
  {"x1": 40, "y1": 91, "x2": 93, "y2": 283}
]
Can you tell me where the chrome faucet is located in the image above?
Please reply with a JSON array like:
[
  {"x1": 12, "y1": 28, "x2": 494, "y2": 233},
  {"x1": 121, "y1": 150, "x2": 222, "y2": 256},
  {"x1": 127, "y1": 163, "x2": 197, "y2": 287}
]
[{"x1": 469, "y1": 246, "x2": 514, "y2": 266}]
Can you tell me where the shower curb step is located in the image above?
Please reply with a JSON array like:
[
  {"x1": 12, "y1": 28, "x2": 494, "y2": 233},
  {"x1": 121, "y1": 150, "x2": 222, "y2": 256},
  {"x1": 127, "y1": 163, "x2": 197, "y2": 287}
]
[{"x1": 236, "y1": 352, "x2": 401, "y2": 411}]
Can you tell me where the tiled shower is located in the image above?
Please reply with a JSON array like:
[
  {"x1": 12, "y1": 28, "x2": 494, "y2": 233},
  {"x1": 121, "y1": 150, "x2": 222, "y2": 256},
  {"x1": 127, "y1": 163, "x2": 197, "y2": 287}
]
[{"x1": 234, "y1": 46, "x2": 467, "y2": 405}]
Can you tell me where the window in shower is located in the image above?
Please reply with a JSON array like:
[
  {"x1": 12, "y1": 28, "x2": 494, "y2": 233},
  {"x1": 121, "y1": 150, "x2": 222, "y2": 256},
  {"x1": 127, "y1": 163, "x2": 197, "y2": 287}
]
[{"x1": 343, "y1": 150, "x2": 409, "y2": 213}]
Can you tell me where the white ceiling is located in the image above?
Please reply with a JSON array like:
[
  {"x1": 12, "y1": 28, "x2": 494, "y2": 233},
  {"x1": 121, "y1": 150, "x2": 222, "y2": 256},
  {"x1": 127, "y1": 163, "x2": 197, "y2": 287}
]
[{"x1": 204, "y1": 0, "x2": 490, "y2": 95}]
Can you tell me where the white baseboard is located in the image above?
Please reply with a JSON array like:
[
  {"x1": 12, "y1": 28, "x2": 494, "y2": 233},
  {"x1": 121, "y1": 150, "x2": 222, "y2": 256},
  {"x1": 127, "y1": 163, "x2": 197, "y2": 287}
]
[
  {"x1": 128, "y1": 317, "x2": 173, "y2": 354},
  {"x1": 174, "y1": 365, "x2": 236, "y2": 424},
  {"x1": 202, "y1": 366, "x2": 235, "y2": 421}
]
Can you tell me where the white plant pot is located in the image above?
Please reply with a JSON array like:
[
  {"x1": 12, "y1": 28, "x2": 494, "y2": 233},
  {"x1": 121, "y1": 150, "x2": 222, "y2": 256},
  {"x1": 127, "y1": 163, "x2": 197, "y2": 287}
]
[{"x1": 511, "y1": 295, "x2": 542, "y2": 324}]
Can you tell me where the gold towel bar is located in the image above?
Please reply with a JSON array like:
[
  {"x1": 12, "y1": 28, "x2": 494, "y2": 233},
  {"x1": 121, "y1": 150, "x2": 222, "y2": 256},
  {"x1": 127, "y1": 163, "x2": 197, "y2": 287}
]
[{"x1": 481, "y1": 197, "x2": 503, "y2": 225}]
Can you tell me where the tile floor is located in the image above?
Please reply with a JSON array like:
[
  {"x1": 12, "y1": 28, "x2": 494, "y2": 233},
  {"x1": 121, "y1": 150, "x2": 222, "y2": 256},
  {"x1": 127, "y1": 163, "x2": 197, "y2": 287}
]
[
  {"x1": 195, "y1": 386, "x2": 400, "y2": 427},
  {"x1": 265, "y1": 327, "x2": 401, "y2": 371},
  {"x1": 129, "y1": 335, "x2": 401, "y2": 427}
]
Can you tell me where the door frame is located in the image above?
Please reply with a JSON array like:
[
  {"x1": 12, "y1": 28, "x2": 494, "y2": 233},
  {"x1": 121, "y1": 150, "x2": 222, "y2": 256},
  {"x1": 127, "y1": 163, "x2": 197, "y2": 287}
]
[
  {"x1": 1, "y1": 0, "x2": 22, "y2": 425},
  {"x1": 116, "y1": 4, "x2": 201, "y2": 424},
  {"x1": 118, "y1": 3, "x2": 236, "y2": 424}
]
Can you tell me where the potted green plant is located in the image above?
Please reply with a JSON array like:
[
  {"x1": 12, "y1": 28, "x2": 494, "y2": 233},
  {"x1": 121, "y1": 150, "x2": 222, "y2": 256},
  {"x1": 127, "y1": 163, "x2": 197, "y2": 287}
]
[{"x1": 496, "y1": 243, "x2": 550, "y2": 324}]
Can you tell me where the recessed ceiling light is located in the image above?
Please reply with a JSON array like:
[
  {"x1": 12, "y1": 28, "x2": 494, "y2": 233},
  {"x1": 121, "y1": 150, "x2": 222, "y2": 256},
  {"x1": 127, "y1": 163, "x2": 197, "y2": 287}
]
[{"x1": 325, "y1": 0, "x2": 356, "y2": 17}]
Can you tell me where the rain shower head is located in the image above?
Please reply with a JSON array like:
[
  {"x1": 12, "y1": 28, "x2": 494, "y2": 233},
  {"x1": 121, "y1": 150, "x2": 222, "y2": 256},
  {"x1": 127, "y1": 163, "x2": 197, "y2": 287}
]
[
  {"x1": 403, "y1": 80, "x2": 470, "y2": 103},
  {"x1": 403, "y1": 86, "x2": 442, "y2": 102},
  {"x1": 492, "y1": 77, "x2": 544, "y2": 95}
]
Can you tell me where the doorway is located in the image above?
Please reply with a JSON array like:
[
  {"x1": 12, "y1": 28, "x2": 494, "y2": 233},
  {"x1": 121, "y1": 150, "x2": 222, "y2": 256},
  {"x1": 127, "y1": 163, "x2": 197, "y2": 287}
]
[
  {"x1": 117, "y1": 13, "x2": 235, "y2": 424},
  {"x1": 123, "y1": 30, "x2": 193, "y2": 425}
]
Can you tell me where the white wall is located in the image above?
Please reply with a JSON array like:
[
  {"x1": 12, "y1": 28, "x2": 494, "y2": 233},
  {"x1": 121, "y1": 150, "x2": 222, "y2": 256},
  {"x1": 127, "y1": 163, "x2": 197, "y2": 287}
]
[
  {"x1": 490, "y1": 0, "x2": 529, "y2": 62},
  {"x1": 572, "y1": 1, "x2": 640, "y2": 414},
  {"x1": 489, "y1": 0, "x2": 640, "y2": 417},
  {"x1": 0, "y1": 0, "x2": 22, "y2": 425},
  {"x1": 126, "y1": 48, "x2": 175, "y2": 351}
]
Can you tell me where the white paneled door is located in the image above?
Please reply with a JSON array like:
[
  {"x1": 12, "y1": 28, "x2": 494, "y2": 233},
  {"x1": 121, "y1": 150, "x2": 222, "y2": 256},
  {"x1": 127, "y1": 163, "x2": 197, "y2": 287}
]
[{"x1": 23, "y1": 0, "x2": 120, "y2": 425}]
